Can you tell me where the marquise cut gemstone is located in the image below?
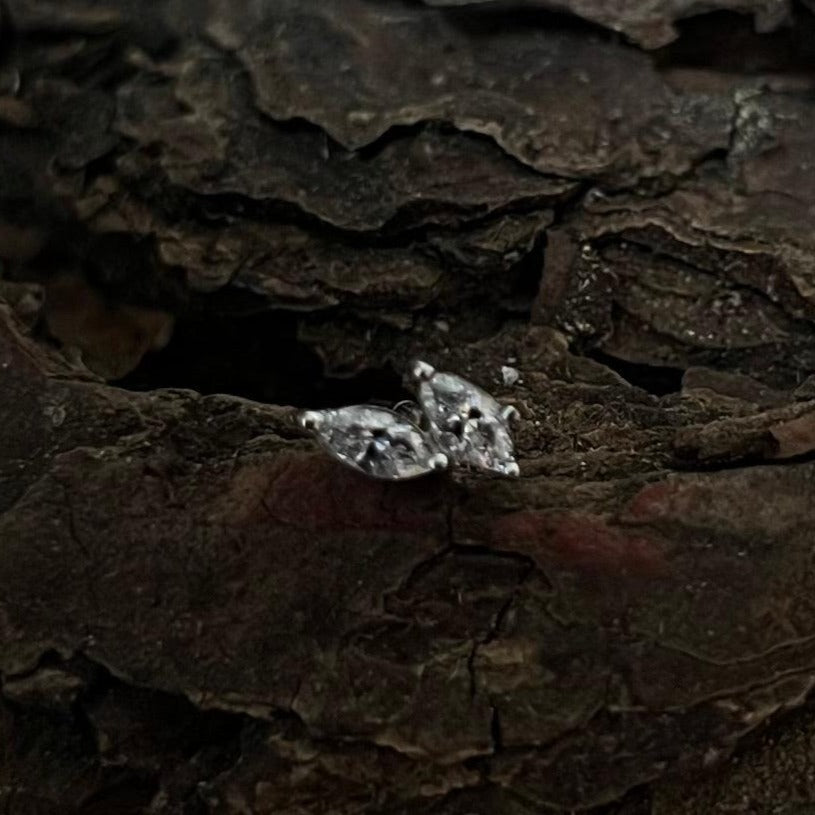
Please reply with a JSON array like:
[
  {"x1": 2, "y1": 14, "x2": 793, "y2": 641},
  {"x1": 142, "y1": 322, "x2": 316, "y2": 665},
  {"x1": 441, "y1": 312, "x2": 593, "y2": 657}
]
[
  {"x1": 300, "y1": 406, "x2": 448, "y2": 480},
  {"x1": 414, "y1": 364, "x2": 519, "y2": 477}
]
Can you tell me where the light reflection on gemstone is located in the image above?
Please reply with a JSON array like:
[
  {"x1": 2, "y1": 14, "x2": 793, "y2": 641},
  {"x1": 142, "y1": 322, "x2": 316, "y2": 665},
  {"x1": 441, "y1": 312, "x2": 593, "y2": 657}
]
[
  {"x1": 299, "y1": 406, "x2": 448, "y2": 480},
  {"x1": 413, "y1": 363, "x2": 520, "y2": 477},
  {"x1": 300, "y1": 362, "x2": 520, "y2": 480}
]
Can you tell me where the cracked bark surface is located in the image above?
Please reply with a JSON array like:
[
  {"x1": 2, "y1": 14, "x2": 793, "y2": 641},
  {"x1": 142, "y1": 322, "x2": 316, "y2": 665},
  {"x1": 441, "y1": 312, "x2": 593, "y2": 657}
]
[{"x1": 2, "y1": 1, "x2": 815, "y2": 813}]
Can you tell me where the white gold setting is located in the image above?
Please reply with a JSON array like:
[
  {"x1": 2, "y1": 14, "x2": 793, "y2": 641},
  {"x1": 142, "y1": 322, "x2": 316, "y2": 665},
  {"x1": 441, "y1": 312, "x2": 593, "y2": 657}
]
[{"x1": 298, "y1": 361, "x2": 520, "y2": 480}]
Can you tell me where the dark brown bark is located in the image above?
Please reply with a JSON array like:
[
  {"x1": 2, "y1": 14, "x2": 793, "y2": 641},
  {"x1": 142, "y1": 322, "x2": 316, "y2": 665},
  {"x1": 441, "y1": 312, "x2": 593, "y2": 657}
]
[{"x1": 3, "y1": 1, "x2": 815, "y2": 813}]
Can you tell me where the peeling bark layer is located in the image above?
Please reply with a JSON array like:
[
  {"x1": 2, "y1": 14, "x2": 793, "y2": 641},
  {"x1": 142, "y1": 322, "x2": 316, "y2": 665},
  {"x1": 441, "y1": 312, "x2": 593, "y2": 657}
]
[{"x1": 3, "y1": 1, "x2": 815, "y2": 812}]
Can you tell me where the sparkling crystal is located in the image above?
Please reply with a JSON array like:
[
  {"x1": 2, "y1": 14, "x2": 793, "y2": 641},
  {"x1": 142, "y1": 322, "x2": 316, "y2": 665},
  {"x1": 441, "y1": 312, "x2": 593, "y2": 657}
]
[
  {"x1": 300, "y1": 406, "x2": 448, "y2": 480},
  {"x1": 413, "y1": 362, "x2": 520, "y2": 477}
]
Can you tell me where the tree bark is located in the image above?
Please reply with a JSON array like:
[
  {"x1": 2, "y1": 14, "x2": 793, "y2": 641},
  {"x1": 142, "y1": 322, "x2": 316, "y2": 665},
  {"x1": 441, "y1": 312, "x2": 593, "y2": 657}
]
[{"x1": 3, "y1": 1, "x2": 815, "y2": 813}]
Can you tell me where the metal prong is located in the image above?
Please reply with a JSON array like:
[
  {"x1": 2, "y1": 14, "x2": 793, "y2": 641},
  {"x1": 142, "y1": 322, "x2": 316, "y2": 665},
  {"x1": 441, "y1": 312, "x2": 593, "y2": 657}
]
[
  {"x1": 411, "y1": 360, "x2": 436, "y2": 382},
  {"x1": 393, "y1": 399, "x2": 418, "y2": 414},
  {"x1": 429, "y1": 452, "x2": 449, "y2": 471},
  {"x1": 300, "y1": 410, "x2": 323, "y2": 431},
  {"x1": 500, "y1": 405, "x2": 520, "y2": 424},
  {"x1": 393, "y1": 399, "x2": 423, "y2": 425}
]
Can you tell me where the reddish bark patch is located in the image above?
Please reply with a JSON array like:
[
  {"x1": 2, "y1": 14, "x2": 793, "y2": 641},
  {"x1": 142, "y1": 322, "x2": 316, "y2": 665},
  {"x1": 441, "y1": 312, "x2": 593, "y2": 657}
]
[
  {"x1": 489, "y1": 510, "x2": 666, "y2": 577},
  {"x1": 226, "y1": 452, "x2": 447, "y2": 535},
  {"x1": 622, "y1": 480, "x2": 698, "y2": 524}
]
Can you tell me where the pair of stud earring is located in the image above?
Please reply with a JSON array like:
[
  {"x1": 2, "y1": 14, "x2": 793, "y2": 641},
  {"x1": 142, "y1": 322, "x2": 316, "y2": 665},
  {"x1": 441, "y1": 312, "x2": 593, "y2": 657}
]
[{"x1": 298, "y1": 360, "x2": 520, "y2": 481}]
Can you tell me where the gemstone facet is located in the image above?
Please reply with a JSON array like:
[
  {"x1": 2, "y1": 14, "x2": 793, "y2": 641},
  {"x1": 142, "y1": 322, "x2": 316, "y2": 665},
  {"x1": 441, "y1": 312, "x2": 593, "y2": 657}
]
[
  {"x1": 299, "y1": 406, "x2": 448, "y2": 480},
  {"x1": 300, "y1": 361, "x2": 520, "y2": 480},
  {"x1": 412, "y1": 361, "x2": 520, "y2": 477}
]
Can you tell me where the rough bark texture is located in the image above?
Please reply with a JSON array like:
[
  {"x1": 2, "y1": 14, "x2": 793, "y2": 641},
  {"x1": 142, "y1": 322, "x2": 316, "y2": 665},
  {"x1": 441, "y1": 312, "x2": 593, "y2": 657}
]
[{"x1": 2, "y1": 1, "x2": 815, "y2": 813}]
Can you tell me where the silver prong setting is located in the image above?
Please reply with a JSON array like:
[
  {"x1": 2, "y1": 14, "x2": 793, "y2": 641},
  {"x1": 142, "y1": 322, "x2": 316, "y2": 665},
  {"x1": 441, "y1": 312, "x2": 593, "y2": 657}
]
[
  {"x1": 501, "y1": 405, "x2": 521, "y2": 424},
  {"x1": 411, "y1": 360, "x2": 436, "y2": 382},
  {"x1": 429, "y1": 452, "x2": 449, "y2": 471},
  {"x1": 300, "y1": 361, "x2": 521, "y2": 481},
  {"x1": 300, "y1": 410, "x2": 323, "y2": 431},
  {"x1": 416, "y1": 365, "x2": 520, "y2": 478}
]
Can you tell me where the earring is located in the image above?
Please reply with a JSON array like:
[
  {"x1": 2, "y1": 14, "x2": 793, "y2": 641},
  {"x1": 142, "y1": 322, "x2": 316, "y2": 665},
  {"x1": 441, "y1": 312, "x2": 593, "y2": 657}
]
[
  {"x1": 299, "y1": 404, "x2": 448, "y2": 481},
  {"x1": 299, "y1": 361, "x2": 520, "y2": 481}
]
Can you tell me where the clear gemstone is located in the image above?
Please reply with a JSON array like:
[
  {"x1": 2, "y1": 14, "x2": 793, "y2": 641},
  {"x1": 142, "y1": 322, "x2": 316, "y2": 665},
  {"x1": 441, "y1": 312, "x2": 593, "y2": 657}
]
[
  {"x1": 415, "y1": 367, "x2": 519, "y2": 476},
  {"x1": 300, "y1": 406, "x2": 448, "y2": 480}
]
